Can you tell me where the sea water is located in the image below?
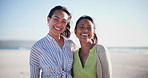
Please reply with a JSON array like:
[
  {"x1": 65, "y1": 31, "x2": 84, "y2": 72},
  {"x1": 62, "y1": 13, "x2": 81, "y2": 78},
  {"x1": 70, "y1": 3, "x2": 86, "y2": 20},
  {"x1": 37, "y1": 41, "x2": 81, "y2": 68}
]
[
  {"x1": 0, "y1": 40, "x2": 148, "y2": 54},
  {"x1": 108, "y1": 47, "x2": 148, "y2": 54}
]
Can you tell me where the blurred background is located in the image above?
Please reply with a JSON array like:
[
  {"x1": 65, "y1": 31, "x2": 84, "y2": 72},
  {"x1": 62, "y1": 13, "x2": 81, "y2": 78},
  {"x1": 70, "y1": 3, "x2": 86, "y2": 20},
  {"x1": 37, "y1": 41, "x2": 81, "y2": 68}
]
[
  {"x1": 0, "y1": 0, "x2": 148, "y2": 78},
  {"x1": 0, "y1": 0, "x2": 148, "y2": 47}
]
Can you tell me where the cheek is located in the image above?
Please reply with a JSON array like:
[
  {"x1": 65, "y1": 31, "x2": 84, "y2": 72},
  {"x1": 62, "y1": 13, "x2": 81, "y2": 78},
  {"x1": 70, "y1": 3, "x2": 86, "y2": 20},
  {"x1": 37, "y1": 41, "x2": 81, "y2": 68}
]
[
  {"x1": 91, "y1": 34, "x2": 94, "y2": 39},
  {"x1": 63, "y1": 25, "x2": 67, "y2": 29},
  {"x1": 49, "y1": 19, "x2": 57, "y2": 25},
  {"x1": 48, "y1": 20, "x2": 53, "y2": 26},
  {"x1": 75, "y1": 30, "x2": 80, "y2": 37},
  {"x1": 90, "y1": 31, "x2": 95, "y2": 38}
]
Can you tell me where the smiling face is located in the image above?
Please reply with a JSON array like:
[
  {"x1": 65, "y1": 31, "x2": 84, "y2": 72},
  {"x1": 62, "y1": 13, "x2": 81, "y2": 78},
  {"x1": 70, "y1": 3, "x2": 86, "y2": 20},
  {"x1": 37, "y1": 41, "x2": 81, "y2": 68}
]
[
  {"x1": 75, "y1": 19, "x2": 95, "y2": 42},
  {"x1": 48, "y1": 10, "x2": 69, "y2": 37}
]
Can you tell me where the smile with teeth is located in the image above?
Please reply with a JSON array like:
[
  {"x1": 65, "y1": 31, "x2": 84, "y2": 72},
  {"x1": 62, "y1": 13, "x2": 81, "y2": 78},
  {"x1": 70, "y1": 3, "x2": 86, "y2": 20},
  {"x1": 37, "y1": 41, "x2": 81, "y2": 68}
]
[
  {"x1": 81, "y1": 34, "x2": 89, "y2": 37},
  {"x1": 54, "y1": 27, "x2": 61, "y2": 31}
]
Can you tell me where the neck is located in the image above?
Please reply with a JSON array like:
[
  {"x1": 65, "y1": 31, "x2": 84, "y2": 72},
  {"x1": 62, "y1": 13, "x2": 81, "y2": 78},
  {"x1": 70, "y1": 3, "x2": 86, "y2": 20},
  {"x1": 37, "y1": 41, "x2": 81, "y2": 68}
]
[
  {"x1": 48, "y1": 33, "x2": 61, "y2": 42},
  {"x1": 80, "y1": 40, "x2": 91, "y2": 54}
]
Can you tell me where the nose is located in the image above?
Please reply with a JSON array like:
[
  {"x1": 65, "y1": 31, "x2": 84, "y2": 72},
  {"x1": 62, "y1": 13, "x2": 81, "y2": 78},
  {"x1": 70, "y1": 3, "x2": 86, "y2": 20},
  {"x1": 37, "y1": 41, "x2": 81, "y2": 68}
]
[
  {"x1": 56, "y1": 21, "x2": 62, "y2": 27},
  {"x1": 83, "y1": 27, "x2": 88, "y2": 32}
]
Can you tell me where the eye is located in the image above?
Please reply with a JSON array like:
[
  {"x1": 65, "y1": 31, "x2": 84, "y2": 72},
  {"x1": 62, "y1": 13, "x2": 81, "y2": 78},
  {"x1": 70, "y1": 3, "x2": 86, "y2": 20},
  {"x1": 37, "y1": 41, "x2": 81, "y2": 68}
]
[
  {"x1": 80, "y1": 26, "x2": 84, "y2": 30},
  {"x1": 61, "y1": 21, "x2": 66, "y2": 24},
  {"x1": 87, "y1": 27, "x2": 92, "y2": 30},
  {"x1": 53, "y1": 18, "x2": 58, "y2": 21}
]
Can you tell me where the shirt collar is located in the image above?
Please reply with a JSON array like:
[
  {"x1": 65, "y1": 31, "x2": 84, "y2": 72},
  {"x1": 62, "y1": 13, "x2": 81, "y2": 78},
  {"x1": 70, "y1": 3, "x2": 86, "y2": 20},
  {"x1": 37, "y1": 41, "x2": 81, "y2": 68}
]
[
  {"x1": 45, "y1": 33, "x2": 67, "y2": 45},
  {"x1": 45, "y1": 34, "x2": 75, "y2": 48},
  {"x1": 46, "y1": 34, "x2": 55, "y2": 41}
]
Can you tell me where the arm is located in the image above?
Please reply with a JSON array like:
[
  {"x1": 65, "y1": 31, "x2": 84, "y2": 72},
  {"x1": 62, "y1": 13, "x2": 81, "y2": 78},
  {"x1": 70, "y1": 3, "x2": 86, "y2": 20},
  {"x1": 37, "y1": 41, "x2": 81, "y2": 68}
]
[
  {"x1": 30, "y1": 45, "x2": 40, "y2": 78},
  {"x1": 96, "y1": 44, "x2": 112, "y2": 78}
]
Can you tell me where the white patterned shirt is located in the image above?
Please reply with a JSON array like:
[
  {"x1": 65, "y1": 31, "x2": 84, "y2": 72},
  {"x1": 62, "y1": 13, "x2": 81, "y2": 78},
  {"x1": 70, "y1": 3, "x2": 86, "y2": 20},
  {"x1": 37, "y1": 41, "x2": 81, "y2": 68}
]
[{"x1": 30, "y1": 34, "x2": 76, "y2": 78}]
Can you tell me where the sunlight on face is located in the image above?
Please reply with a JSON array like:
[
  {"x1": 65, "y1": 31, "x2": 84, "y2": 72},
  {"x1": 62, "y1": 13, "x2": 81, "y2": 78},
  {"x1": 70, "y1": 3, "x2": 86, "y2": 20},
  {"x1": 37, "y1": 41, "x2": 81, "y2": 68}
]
[
  {"x1": 48, "y1": 10, "x2": 69, "y2": 36},
  {"x1": 75, "y1": 19, "x2": 95, "y2": 42}
]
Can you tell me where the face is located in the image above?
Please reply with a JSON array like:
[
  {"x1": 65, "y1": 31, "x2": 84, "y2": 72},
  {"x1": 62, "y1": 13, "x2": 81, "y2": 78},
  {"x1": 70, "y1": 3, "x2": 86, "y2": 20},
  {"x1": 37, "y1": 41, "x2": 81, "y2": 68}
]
[
  {"x1": 48, "y1": 10, "x2": 69, "y2": 36},
  {"x1": 75, "y1": 19, "x2": 95, "y2": 42}
]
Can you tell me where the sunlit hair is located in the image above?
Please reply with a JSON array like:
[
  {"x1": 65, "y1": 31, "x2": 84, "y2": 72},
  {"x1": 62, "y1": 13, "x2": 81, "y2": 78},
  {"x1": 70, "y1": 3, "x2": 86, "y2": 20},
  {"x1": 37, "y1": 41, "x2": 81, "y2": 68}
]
[
  {"x1": 75, "y1": 15, "x2": 98, "y2": 43},
  {"x1": 48, "y1": 5, "x2": 72, "y2": 38}
]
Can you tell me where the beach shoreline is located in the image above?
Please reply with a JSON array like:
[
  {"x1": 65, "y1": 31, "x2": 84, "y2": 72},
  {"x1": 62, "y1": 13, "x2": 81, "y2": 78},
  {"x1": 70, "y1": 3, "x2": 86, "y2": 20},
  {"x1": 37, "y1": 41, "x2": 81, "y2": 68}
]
[{"x1": 0, "y1": 49, "x2": 148, "y2": 78}]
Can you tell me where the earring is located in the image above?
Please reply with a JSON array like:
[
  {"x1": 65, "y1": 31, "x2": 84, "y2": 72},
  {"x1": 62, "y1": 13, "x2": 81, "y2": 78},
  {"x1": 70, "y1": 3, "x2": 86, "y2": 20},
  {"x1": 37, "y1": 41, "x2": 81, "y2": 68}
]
[{"x1": 47, "y1": 23, "x2": 49, "y2": 26}]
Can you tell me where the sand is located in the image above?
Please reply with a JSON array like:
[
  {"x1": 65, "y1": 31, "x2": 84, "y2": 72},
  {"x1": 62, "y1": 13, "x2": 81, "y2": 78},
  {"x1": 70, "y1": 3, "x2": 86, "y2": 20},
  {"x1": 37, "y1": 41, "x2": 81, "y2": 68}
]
[
  {"x1": 111, "y1": 53, "x2": 148, "y2": 78},
  {"x1": 0, "y1": 49, "x2": 30, "y2": 78},
  {"x1": 0, "y1": 49, "x2": 148, "y2": 78}
]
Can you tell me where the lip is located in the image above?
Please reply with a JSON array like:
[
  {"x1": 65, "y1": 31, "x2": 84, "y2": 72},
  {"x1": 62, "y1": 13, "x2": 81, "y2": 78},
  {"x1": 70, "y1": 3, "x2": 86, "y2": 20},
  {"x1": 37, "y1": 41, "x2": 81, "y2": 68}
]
[
  {"x1": 54, "y1": 26, "x2": 62, "y2": 31},
  {"x1": 81, "y1": 33, "x2": 89, "y2": 37}
]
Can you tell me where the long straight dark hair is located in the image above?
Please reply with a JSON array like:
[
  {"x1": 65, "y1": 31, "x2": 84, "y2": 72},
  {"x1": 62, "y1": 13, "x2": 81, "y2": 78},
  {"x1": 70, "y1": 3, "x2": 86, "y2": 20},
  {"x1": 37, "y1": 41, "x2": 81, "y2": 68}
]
[{"x1": 48, "y1": 5, "x2": 72, "y2": 38}]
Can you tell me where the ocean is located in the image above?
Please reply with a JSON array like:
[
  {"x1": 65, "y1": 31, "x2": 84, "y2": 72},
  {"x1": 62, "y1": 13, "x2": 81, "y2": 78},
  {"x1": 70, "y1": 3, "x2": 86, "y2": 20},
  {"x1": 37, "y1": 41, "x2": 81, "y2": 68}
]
[
  {"x1": 0, "y1": 40, "x2": 148, "y2": 54},
  {"x1": 0, "y1": 40, "x2": 35, "y2": 50},
  {"x1": 108, "y1": 47, "x2": 148, "y2": 54}
]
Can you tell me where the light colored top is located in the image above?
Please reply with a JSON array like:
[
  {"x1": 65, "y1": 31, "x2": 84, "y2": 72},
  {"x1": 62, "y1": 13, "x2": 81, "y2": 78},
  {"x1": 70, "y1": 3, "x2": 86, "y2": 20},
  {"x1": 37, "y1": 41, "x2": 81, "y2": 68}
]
[
  {"x1": 96, "y1": 44, "x2": 112, "y2": 78},
  {"x1": 73, "y1": 46, "x2": 97, "y2": 78},
  {"x1": 30, "y1": 34, "x2": 76, "y2": 78},
  {"x1": 73, "y1": 44, "x2": 112, "y2": 78}
]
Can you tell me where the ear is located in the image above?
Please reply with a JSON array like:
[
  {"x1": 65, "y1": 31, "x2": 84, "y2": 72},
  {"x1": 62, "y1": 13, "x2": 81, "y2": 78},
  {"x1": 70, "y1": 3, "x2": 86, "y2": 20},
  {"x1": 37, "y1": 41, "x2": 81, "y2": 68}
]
[
  {"x1": 74, "y1": 29, "x2": 78, "y2": 37},
  {"x1": 74, "y1": 29, "x2": 77, "y2": 35},
  {"x1": 47, "y1": 17, "x2": 50, "y2": 23}
]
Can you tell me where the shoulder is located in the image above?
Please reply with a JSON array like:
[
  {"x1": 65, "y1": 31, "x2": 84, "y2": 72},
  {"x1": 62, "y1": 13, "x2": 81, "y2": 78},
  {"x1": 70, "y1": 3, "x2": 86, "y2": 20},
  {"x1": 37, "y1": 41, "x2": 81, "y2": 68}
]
[
  {"x1": 65, "y1": 38, "x2": 77, "y2": 47},
  {"x1": 65, "y1": 38, "x2": 74, "y2": 44},
  {"x1": 74, "y1": 49, "x2": 80, "y2": 58},
  {"x1": 64, "y1": 38, "x2": 77, "y2": 52},
  {"x1": 31, "y1": 36, "x2": 47, "y2": 51},
  {"x1": 96, "y1": 44, "x2": 106, "y2": 51},
  {"x1": 32, "y1": 38, "x2": 44, "y2": 47},
  {"x1": 95, "y1": 44, "x2": 109, "y2": 56},
  {"x1": 74, "y1": 49, "x2": 79, "y2": 54}
]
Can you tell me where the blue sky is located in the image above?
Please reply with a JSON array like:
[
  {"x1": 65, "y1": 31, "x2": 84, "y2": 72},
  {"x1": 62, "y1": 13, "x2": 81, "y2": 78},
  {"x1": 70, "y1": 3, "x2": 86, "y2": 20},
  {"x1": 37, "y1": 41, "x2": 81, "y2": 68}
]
[{"x1": 0, "y1": 0, "x2": 148, "y2": 47}]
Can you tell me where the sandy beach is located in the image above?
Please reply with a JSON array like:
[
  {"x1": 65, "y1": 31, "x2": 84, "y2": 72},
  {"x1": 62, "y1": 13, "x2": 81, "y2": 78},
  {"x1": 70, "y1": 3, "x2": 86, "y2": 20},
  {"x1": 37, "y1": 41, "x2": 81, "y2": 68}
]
[
  {"x1": 111, "y1": 53, "x2": 148, "y2": 78},
  {"x1": 0, "y1": 49, "x2": 148, "y2": 78},
  {"x1": 0, "y1": 49, "x2": 30, "y2": 78}
]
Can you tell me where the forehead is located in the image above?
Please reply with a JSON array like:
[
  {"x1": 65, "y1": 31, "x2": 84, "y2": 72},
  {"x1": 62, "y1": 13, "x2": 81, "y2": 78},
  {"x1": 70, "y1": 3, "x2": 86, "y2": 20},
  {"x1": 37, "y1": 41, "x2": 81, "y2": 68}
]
[
  {"x1": 78, "y1": 19, "x2": 93, "y2": 26},
  {"x1": 52, "y1": 10, "x2": 69, "y2": 20}
]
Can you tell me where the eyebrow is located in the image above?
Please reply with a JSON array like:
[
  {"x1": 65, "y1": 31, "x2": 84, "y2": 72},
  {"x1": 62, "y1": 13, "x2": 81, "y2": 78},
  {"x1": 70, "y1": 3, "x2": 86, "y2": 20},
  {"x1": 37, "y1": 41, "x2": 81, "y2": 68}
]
[
  {"x1": 54, "y1": 16, "x2": 60, "y2": 19},
  {"x1": 87, "y1": 25, "x2": 91, "y2": 26},
  {"x1": 80, "y1": 24, "x2": 91, "y2": 27},
  {"x1": 54, "y1": 16, "x2": 67, "y2": 21},
  {"x1": 80, "y1": 24, "x2": 84, "y2": 26}
]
